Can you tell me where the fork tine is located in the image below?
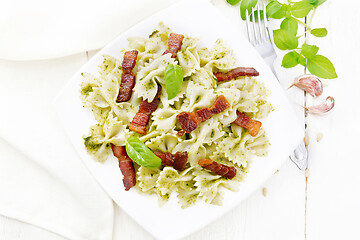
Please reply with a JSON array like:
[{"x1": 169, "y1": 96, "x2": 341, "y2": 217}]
[
  {"x1": 251, "y1": 7, "x2": 259, "y2": 44},
  {"x1": 257, "y1": 5, "x2": 264, "y2": 44},
  {"x1": 262, "y1": 3, "x2": 270, "y2": 42},
  {"x1": 245, "y1": 9, "x2": 253, "y2": 44}
]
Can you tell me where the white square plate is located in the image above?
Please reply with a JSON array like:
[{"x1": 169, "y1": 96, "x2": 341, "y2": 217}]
[{"x1": 54, "y1": 0, "x2": 304, "y2": 239}]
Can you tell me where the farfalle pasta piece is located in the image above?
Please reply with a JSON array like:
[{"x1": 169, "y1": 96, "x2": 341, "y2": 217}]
[
  {"x1": 201, "y1": 39, "x2": 237, "y2": 72},
  {"x1": 177, "y1": 36, "x2": 201, "y2": 77},
  {"x1": 133, "y1": 54, "x2": 175, "y2": 102}
]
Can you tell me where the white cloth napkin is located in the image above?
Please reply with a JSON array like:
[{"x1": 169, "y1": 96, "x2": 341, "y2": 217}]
[
  {"x1": 0, "y1": 0, "x2": 180, "y2": 239},
  {"x1": 0, "y1": 55, "x2": 115, "y2": 240}
]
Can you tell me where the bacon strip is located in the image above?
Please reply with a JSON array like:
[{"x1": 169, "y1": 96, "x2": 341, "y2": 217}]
[
  {"x1": 116, "y1": 50, "x2": 139, "y2": 102},
  {"x1": 198, "y1": 159, "x2": 237, "y2": 179},
  {"x1": 111, "y1": 144, "x2": 136, "y2": 191},
  {"x1": 163, "y1": 33, "x2": 184, "y2": 58},
  {"x1": 214, "y1": 67, "x2": 259, "y2": 82},
  {"x1": 233, "y1": 111, "x2": 262, "y2": 137},
  {"x1": 173, "y1": 152, "x2": 188, "y2": 171},
  {"x1": 129, "y1": 85, "x2": 162, "y2": 134},
  {"x1": 154, "y1": 152, "x2": 174, "y2": 166},
  {"x1": 177, "y1": 95, "x2": 230, "y2": 133},
  {"x1": 154, "y1": 151, "x2": 188, "y2": 171}
]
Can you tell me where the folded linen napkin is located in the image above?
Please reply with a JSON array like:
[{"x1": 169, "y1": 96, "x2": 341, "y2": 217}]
[{"x1": 0, "y1": 55, "x2": 115, "y2": 240}]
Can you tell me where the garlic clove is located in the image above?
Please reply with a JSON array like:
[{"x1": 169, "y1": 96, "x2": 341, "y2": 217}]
[
  {"x1": 289, "y1": 74, "x2": 323, "y2": 97},
  {"x1": 305, "y1": 96, "x2": 335, "y2": 115}
]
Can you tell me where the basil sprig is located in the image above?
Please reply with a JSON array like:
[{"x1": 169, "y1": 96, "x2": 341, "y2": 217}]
[
  {"x1": 126, "y1": 136, "x2": 161, "y2": 168},
  {"x1": 226, "y1": 0, "x2": 337, "y2": 79},
  {"x1": 165, "y1": 64, "x2": 184, "y2": 100}
]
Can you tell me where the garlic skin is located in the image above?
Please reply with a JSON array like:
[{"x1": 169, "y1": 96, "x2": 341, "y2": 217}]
[
  {"x1": 290, "y1": 74, "x2": 323, "y2": 97},
  {"x1": 306, "y1": 96, "x2": 335, "y2": 115}
]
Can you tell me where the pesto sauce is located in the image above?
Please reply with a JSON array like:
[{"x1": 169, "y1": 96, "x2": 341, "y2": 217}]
[
  {"x1": 81, "y1": 85, "x2": 94, "y2": 96},
  {"x1": 210, "y1": 129, "x2": 215, "y2": 138},
  {"x1": 84, "y1": 136, "x2": 102, "y2": 151},
  {"x1": 149, "y1": 30, "x2": 159, "y2": 38},
  {"x1": 145, "y1": 80, "x2": 155, "y2": 91}
]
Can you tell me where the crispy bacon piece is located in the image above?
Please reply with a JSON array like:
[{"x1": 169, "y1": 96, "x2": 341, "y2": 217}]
[
  {"x1": 198, "y1": 159, "x2": 237, "y2": 179},
  {"x1": 117, "y1": 72, "x2": 135, "y2": 102},
  {"x1": 154, "y1": 152, "x2": 174, "y2": 166},
  {"x1": 111, "y1": 144, "x2": 136, "y2": 191},
  {"x1": 177, "y1": 112, "x2": 200, "y2": 134},
  {"x1": 129, "y1": 85, "x2": 162, "y2": 134},
  {"x1": 116, "y1": 50, "x2": 138, "y2": 102},
  {"x1": 233, "y1": 111, "x2": 262, "y2": 137},
  {"x1": 163, "y1": 33, "x2": 184, "y2": 58},
  {"x1": 214, "y1": 67, "x2": 259, "y2": 82},
  {"x1": 122, "y1": 50, "x2": 139, "y2": 73},
  {"x1": 208, "y1": 95, "x2": 230, "y2": 114},
  {"x1": 177, "y1": 95, "x2": 230, "y2": 133},
  {"x1": 173, "y1": 152, "x2": 188, "y2": 171},
  {"x1": 154, "y1": 151, "x2": 188, "y2": 171}
]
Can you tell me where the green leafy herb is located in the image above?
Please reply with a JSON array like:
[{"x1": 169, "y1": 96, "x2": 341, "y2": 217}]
[
  {"x1": 305, "y1": 0, "x2": 327, "y2": 7},
  {"x1": 240, "y1": 0, "x2": 258, "y2": 20},
  {"x1": 126, "y1": 136, "x2": 162, "y2": 168},
  {"x1": 165, "y1": 64, "x2": 184, "y2": 100},
  {"x1": 226, "y1": 0, "x2": 241, "y2": 5},
  {"x1": 271, "y1": 4, "x2": 289, "y2": 19},
  {"x1": 282, "y1": 51, "x2": 300, "y2": 68},
  {"x1": 273, "y1": 29, "x2": 299, "y2": 50},
  {"x1": 266, "y1": 1, "x2": 282, "y2": 18},
  {"x1": 307, "y1": 55, "x2": 337, "y2": 79},
  {"x1": 233, "y1": 0, "x2": 336, "y2": 79},
  {"x1": 311, "y1": 28, "x2": 328, "y2": 37},
  {"x1": 298, "y1": 55, "x2": 306, "y2": 66},
  {"x1": 280, "y1": 17, "x2": 298, "y2": 35},
  {"x1": 301, "y1": 44, "x2": 319, "y2": 59},
  {"x1": 250, "y1": 10, "x2": 264, "y2": 22},
  {"x1": 291, "y1": 1, "x2": 314, "y2": 18}
]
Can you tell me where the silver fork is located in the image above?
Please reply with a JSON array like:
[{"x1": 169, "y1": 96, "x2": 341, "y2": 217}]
[{"x1": 245, "y1": 4, "x2": 308, "y2": 172}]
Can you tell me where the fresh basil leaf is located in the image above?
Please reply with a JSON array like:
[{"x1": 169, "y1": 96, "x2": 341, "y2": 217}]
[
  {"x1": 126, "y1": 136, "x2": 162, "y2": 168},
  {"x1": 298, "y1": 55, "x2": 306, "y2": 66},
  {"x1": 291, "y1": 1, "x2": 314, "y2": 18},
  {"x1": 304, "y1": 0, "x2": 327, "y2": 6},
  {"x1": 311, "y1": 28, "x2": 328, "y2": 37},
  {"x1": 250, "y1": 10, "x2": 264, "y2": 22},
  {"x1": 273, "y1": 29, "x2": 299, "y2": 50},
  {"x1": 266, "y1": 1, "x2": 282, "y2": 18},
  {"x1": 227, "y1": 0, "x2": 241, "y2": 5},
  {"x1": 313, "y1": 0, "x2": 326, "y2": 6},
  {"x1": 240, "y1": 0, "x2": 258, "y2": 20},
  {"x1": 271, "y1": 4, "x2": 289, "y2": 19},
  {"x1": 280, "y1": 17, "x2": 298, "y2": 36},
  {"x1": 307, "y1": 55, "x2": 337, "y2": 79},
  {"x1": 282, "y1": 51, "x2": 300, "y2": 68},
  {"x1": 301, "y1": 44, "x2": 319, "y2": 59},
  {"x1": 304, "y1": 0, "x2": 318, "y2": 4},
  {"x1": 165, "y1": 64, "x2": 184, "y2": 100}
]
